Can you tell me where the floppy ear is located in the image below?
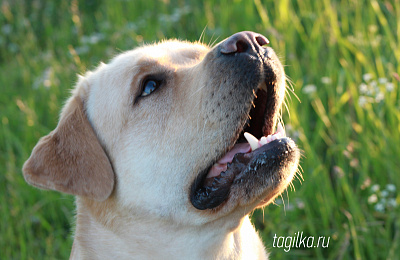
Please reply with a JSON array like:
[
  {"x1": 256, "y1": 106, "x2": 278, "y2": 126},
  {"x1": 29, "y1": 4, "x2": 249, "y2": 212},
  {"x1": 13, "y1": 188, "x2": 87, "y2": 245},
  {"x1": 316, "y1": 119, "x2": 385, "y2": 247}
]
[{"x1": 22, "y1": 96, "x2": 115, "y2": 201}]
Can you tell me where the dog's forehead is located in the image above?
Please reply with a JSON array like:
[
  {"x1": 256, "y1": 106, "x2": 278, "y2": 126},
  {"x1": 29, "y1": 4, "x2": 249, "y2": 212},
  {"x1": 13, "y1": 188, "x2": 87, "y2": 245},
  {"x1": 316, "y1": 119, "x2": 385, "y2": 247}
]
[{"x1": 136, "y1": 40, "x2": 209, "y2": 66}]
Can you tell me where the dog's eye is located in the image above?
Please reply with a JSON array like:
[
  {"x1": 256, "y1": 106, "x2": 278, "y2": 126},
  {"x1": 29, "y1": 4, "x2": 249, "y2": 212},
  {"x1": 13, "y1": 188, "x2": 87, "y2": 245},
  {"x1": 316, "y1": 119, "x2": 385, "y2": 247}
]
[{"x1": 141, "y1": 79, "x2": 161, "y2": 97}]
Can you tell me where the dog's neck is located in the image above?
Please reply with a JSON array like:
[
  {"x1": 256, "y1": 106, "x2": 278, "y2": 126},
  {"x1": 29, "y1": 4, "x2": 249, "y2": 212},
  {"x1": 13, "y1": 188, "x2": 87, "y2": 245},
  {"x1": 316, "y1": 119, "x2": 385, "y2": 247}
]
[{"x1": 70, "y1": 197, "x2": 267, "y2": 260}]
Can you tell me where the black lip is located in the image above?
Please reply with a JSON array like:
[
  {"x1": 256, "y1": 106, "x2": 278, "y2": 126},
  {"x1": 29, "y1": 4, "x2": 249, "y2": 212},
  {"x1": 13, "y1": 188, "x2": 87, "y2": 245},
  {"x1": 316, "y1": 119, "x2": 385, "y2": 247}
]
[
  {"x1": 190, "y1": 138, "x2": 297, "y2": 210},
  {"x1": 190, "y1": 165, "x2": 232, "y2": 210}
]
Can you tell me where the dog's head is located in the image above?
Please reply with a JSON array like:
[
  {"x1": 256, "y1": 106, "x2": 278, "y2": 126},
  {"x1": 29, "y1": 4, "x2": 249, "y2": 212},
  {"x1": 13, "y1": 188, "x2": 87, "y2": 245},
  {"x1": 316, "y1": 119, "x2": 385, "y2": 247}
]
[{"x1": 23, "y1": 31, "x2": 299, "y2": 227}]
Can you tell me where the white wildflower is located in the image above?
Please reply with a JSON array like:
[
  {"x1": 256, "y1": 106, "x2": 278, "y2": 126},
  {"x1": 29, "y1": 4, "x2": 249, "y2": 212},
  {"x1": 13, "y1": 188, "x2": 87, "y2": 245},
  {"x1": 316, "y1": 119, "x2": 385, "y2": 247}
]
[
  {"x1": 89, "y1": 33, "x2": 104, "y2": 44},
  {"x1": 370, "y1": 80, "x2": 378, "y2": 89},
  {"x1": 375, "y1": 92, "x2": 384, "y2": 102},
  {"x1": 378, "y1": 78, "x2": 388, "y2": 84},
  {"x1": 386, "y1": 184, "x2": 396, "y2": 192},
  {"x1": 285, "y1": 203, "x2": 295, "y2": 211},
  {"x1": 358, "y1": 96, "x2": 368, "y2": 107},
  {"x1": 302, "y1": 84, "x2": 317, "y2": 95},
  {"x1": 296, "y1": 199, "x2": 305, "y2": 209},
  {"x1": 81, "y1": 33, "x2": 104, "y2": 45},
  {"x1": 359, "y1": 83, "x2": 368, "y2": 94},
  {"x1": 374, "y1": 203, "x2": 385, "y2": 212},
  {"x1": 363, "y1": 73, "x2": 373, "y2": 82},
  {"x1": 388, "y1": 198, "x2": 397, "y2": 207},
  {"x1": 321, "y1": 77, "x2": 332, "y2": 84},
  {"x1": 368, "y1": 194, "x2": 378, "y2": 204},
  {"x1": 386, "y1": 82, "x2": 394, "y2": 92},
  {"x1": 43, "y1": 68, "x2": 53, "y2": 88},
  {"x1": 381, "y1": 190, "x2": 389, "y2": 197},
  {"x1": 371, "y1": 184, "x2": 380, "y2": 192}
]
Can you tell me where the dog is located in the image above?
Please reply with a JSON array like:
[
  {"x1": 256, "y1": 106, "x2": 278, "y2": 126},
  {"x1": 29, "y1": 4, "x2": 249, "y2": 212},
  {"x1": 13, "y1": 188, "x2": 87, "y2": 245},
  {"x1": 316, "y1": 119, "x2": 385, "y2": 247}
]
[{"x1": 23, "y1": 31, "x2": 300, "y2": 259}]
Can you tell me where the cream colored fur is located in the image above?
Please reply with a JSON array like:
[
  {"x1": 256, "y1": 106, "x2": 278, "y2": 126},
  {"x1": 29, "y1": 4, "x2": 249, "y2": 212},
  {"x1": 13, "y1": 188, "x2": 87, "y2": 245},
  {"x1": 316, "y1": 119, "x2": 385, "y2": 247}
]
[{"x1": 23, "y1": 38, "x2": 298, "y2": 259}]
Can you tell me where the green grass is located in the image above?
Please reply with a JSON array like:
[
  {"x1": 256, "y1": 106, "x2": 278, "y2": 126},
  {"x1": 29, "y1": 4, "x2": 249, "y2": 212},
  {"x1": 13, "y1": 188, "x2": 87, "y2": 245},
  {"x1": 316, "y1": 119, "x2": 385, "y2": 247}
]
[{"x1": 1, "y1": 0, "x2": 399, "y2": 259}]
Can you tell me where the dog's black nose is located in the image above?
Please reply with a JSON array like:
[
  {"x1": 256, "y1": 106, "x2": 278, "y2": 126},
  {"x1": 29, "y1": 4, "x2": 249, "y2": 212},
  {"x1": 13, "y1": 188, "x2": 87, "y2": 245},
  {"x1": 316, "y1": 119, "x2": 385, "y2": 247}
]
[{"x1": 220, "y1": 31, "x2": 269, "y2": 54}]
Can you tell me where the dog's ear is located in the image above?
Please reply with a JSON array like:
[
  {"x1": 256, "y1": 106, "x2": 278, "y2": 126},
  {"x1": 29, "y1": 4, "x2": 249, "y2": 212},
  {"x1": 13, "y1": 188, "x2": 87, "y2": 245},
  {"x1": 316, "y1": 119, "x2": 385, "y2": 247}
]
[{"x1": 22, "y1": 95, "x2": 115, "y2": 201}]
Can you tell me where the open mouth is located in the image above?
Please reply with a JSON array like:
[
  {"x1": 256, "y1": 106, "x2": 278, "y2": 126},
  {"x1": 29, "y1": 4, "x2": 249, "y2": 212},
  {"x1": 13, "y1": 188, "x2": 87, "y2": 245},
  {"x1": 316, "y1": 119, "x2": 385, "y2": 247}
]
[{"x1": 190, "y1": 84, "x2": 296, "y2": 210}]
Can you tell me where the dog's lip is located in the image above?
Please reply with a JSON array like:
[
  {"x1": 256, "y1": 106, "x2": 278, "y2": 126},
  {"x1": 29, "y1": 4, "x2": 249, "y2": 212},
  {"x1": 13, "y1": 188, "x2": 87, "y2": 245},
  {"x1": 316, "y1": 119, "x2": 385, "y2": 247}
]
[{"x1": 190, "y1": 135, "x2": 294, "y2": 210}]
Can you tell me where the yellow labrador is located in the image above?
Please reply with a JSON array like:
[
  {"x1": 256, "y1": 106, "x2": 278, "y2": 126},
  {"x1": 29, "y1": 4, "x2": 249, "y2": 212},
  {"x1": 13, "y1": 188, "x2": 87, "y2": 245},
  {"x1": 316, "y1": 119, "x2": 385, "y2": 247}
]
[{"x1": 23, "y1": 31, "x2": 300, "y2": 259}]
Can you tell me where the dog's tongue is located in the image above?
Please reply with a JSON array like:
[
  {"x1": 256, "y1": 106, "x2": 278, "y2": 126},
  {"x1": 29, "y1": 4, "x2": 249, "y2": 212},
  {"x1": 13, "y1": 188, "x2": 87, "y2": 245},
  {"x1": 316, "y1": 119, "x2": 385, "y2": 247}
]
[
  {"x1": 217, "y1": 143, "x2": 251, "y2": 164},
  {"x1": 207, "y1": 143, "x2": 251, "y2": 178}
]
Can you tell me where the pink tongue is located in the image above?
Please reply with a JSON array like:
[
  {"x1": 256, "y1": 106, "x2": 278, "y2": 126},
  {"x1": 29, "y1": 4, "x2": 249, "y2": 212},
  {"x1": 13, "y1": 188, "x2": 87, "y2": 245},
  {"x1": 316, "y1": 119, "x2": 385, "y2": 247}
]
[
  {"x1": 206, "y1": 143, "x2": 251, "y2": 178},
  {"x1": 217, "y1": 143, "x2": 251, "y2": 164}
]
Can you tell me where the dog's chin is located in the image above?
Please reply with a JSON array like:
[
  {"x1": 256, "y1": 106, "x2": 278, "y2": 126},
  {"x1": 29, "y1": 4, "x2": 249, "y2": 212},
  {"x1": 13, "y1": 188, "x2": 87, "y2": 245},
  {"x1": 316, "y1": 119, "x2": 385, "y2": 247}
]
[{"x1": 189, "y1": 85, "x2": 300, "y2": 213}]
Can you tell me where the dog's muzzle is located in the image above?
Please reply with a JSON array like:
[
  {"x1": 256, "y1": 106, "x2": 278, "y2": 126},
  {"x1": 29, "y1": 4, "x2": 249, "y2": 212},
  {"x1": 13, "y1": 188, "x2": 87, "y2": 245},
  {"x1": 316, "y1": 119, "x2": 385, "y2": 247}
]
[{"x1": 189, "y1": 31, "x2": 299, "y2": 210}]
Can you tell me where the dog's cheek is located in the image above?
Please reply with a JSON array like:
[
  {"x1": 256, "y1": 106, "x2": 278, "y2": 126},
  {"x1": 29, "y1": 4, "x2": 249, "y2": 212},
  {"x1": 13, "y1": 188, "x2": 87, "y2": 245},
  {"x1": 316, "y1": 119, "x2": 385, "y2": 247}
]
[{"x1": 110, "y1": 139, "x2": 185, "y2": 216}]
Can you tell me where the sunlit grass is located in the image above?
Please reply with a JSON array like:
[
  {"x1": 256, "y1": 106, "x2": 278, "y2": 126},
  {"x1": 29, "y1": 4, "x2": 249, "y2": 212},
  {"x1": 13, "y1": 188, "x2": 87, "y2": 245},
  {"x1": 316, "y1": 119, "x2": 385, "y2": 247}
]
[{"x1": 1, "y1": 0, "x2": 399, "y2": 259}]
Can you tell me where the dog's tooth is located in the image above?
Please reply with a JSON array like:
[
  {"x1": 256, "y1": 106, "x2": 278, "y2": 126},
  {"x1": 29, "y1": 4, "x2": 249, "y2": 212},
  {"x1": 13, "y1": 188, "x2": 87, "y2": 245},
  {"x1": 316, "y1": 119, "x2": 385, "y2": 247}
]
[
  {"x1": 266, "y1": 135, "x2": 272, "y2": 143},
  {"x1": 259, "y1": 136, "x2": 268, "y2": 146},
  {"x1": 244, "y1": 132, "x2": 259, "y2": 151},
  {"x1": 277, "y1": 122, "x2": 286, "y2": 137}
]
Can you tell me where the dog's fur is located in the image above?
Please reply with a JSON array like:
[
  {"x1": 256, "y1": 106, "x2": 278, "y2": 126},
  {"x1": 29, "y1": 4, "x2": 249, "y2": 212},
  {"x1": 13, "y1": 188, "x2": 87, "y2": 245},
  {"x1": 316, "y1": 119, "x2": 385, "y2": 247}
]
[{"x1": 23, "y1": 33, "x2": 299, "y2": 259}]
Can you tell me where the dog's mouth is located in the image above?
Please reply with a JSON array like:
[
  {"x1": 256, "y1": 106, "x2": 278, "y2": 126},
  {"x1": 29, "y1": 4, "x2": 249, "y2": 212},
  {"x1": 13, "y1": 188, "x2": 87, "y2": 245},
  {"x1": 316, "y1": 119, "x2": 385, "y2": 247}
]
[{"x1": 190, "y1": 83, "x2": 297, "y2": 210}]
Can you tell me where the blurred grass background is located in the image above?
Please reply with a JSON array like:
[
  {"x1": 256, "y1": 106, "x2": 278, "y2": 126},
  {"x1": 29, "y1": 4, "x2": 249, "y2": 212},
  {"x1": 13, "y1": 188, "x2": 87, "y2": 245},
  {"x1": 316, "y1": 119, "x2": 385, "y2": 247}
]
[{"x1": 1, "y1": 0, "x2": 399, "y2": 259}]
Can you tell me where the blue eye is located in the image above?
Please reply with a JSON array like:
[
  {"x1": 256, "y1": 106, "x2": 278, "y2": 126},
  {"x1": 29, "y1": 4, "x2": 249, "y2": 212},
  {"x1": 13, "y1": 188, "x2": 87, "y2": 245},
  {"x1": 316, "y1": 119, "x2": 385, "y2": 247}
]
[{"x1": 141, "y1": 79, "x2": 161, "y2": 97}]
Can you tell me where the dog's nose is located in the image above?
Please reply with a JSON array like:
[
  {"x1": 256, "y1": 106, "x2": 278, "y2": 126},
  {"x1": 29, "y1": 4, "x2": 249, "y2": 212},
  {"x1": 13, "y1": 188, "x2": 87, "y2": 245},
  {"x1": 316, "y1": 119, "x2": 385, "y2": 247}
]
[{"x1": 220, "y1": 31, "x2": 269, "y2": 54}]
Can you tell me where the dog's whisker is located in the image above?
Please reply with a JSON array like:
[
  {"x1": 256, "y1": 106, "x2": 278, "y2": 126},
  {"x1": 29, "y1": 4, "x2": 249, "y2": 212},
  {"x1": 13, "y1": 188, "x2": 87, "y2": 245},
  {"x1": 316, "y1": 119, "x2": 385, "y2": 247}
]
[
  {"x1": 285, "y1": 77, "x2": 301, "y2": 103},
  {"x1": 209, "y1": 36, "x2": 220, "y2": 48},
  {"x1": 296, "y1": 166, "x2": 304, "y2": 182},
  {"x1": 284, "y1": 87, "x2": 290, "y2": 101},
  {"x1": 261, "y1": 208, "x2": 265, "y2": 223},
  {"x1": 286, "y1": 188, "x2": 290, "y2": 202},
  {"x1": 280, "y1": 194, "x2": 286, "y2": 215},
  {"x1": 199, "y1": 25, "x2": 208, "y2": 44},
  {"x1": 190, "y1": 85, "x2": 207, "y2": 98},
  {"x1": 207, "y1": 33, "x2": 216, "y2": 47},
  {"x1": 291, "y1": 181, "x2": 296, "y2": 191},
  {"x1": 283, "y1": 100, "x2": 290, "y2": 118},
  {"x1": 285, "y1": 76, "x2": 295, "y2": 90},
  {"x1": 294, "y1": 171, "x2": 302, "y2": 184}
]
